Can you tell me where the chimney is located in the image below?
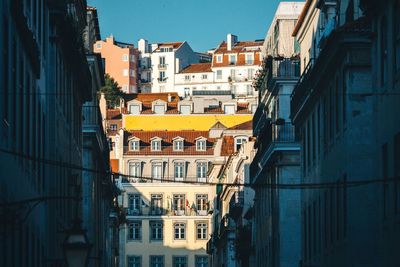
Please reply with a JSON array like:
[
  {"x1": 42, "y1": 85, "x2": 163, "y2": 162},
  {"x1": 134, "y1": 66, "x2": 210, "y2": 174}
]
[
  {"x1": 138, "y1": 38, "x2": 148, "y2": 53},
  {"x1": 227, "y1": 33, "x2": 238, "y2": 51},
  {"x1": 151, "y1": 43, "x2": 159, "y2": 52},
  {"x1": 168, "y1": 94, "x2": 172, "y2": 103},
  {"x1": 106, "y1": 34, "x2": 114, "y2": 44}
]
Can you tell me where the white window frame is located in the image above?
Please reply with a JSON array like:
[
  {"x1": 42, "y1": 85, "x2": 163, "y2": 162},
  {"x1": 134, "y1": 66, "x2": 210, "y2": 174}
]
[
  {"x1": 129, "y1": 140, "x2": 140, "y2": 151},
  {"x1": 151, "y1": 194, "x2": 163, "y2": 215},
  {"x1": 173, "y1": 140, "x2": 184, "y2": 151},
  {"x1": 110, "y1": 124, "x2": 117, "y2": 131},
  {"x1": 127, "y1": 221, "x2": 142, "y2": 241},
  {"x1": 180, "y1": 104, "x2": 191, "y2": 114},
  {"x1": 173, "y1": 194, "x2": 185, "y2": 212},
  {"x1": 196, "y1": 162, "x2": 207, "y2": 181},
  {"x1": 245, "y1": 53, "x2": 254, "y2": 65},
  {"x1": 129, "y1": 69, "x2": 136, "y2": 77},
  {"x1": 196, "y1": 222, "x2": 208, "y2": 240},
  {"x1": 216, "y1": 55, "x2": 222, "y2": 63},
  {"x1": 216, "y1": 70, "x2": 222, "y2": 80},
  {"x1": 151, "y1": 140, "x2": 162, "y2": 151},
  {"x1": 127, "y1": 255, "x2": 141, "y2": 267},
  {"x1": 235, "y1": 136, "x2": 248, "y2": 151},
  {"x1": 150, "y1": 221, "x2": 163, "y2": 241},
  {"x1": 150, "y1": 255, "x2": 164, "y2": 267},
  {"x1": 173, "y1": 256, "x2": 188, "y2": 267},
  {"x1": 195, "y1": 256, "x2": 209, "y2": 267},
  {"x1": 229, "y1": 54, "x2": 237, "y2": 65},
  {"x1": 201, "y1": 74, "x2": 208, "y2": 80},
  {"x1": 151, "y1": 162, "x2": 163, "y2": 180},
  {"x1": 122, "y1": 54, "x2": 129, "y2": 61},
  {"x1": 174, "y1": 161, "x2": 185, "y2": 180},
  {"x1": 196, "y1": 194, "x2": 208, "y2": 215},
  {"x1": 128, "y1": 194, "x2": 141, "y2": 214},
  {"x1": 196, "y1": 139, "x2": 206, "y2": 151},
  {"x1": 184, "y1": 75, "x2": 191, "y2": 81},
  {"x1": 129, "y1": 104, "x2": 140, "y2": 115},
  {"x1": 96, "y1": 43, "x2": 102, "y2": 49},
  {"x1": 173, "y1": 223, "x2": 186, "y2": 240},
  {"x1": 123, "y1": 69, "x2": 129, "y2": 76},
  {"x1": 224, "y1": 104, "x2": 236, "y2": 114},
  {"x1": 130, "y1": 55, "x2": 136, "y2": 62}
]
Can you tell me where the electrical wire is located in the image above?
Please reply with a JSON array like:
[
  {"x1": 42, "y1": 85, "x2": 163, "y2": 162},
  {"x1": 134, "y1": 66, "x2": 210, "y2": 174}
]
[{"x1": 0, "y1": 147, "x2": 398, "y2": 190}]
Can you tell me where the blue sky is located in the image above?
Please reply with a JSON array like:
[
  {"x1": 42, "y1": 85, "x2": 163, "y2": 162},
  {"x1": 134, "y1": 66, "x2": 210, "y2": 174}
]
[{"x1": 87, "y1": 0, "x2": 303, "y2": 52}]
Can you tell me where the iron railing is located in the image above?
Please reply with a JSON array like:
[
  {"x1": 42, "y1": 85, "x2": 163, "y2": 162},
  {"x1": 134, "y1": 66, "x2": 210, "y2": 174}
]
[
  {"x1": 120, "y1": 175, "x2": 208, "y2": 184},
  {"x1": 124, "y1": 207, "x2": 211, "y2": 217},
  {"x1": 291, "y1": 58, "x2": 315, "y2": 118}
]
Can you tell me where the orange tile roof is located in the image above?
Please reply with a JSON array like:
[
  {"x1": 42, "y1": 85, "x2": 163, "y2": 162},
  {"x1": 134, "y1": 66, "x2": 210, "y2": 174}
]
[
  {"x1": 180, "y1": 63, "x2": 212, "y2": 73},
  {"x1": 292, "y1": 0, "x2": 312, "y2": 37},
  {"x1": 123, "y1": 92, "x2": 180, "y2": 104},
  {"x1": 220, "y1": 136, "x2": 235, "y2": 156},
  {"x1": 107, "y1": 109, "x2": 122, "y2": 120},
  {"x1": 123, "y1": 130, "x2": 215, "y2": 155},
  {"x1": 154, "y1": 42, "x2": 184, "y2": 51},
  {"x1": 110, "y1": 159, "x2": 119, "y2": 173},
  {"x1": 214, "y1": 40, "x2": 263, "y2": 54},
  {"x1": 227, "y1": 120, "x2": 253, "y2": 130}
]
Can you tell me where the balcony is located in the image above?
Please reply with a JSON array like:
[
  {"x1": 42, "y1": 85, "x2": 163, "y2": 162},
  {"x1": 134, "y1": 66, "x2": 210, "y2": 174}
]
[
  {"x1": 229, "y1": 191, "x2": 244, "y2": 220},
  {"x1": 157, "y1": 78, "x2": 167, "y2": 83},
  {"x1": 192, "y1": 90, "x2": 232, "y2": 96},
  {"x1": 251, "y1": 122, "x2": 298, "y2": 183},
  {"x1": 82, "y1": 105, "x2": 109, "y2": 158},
  {"x1": 120, "y1": 174, "x2": 208, "y2": 184},
  {"x1": 124, "y1": 206, "x2": 211, "y2": 217},
  {"x1": 318, "y1": 17, "x2": 337, "y2": 49},
  {"x1": 290, "y1": 57, "x2": 316, "y2": 119},
  {"x1": 261, "y1": 58, "x2": 300, "y2": 96},
  {"x1": 253, "y1": 103, "x2": 266, "y2": 135},
  {"x1": 158, "y1": 64, "x2": 167, "y2": 70}
]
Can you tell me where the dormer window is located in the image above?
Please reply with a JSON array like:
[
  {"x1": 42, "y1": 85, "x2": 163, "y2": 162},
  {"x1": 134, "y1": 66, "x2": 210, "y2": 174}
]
[
  {"x1": 152, "y1": 99, "x2": 167, "y2": 114},
  {"x1": 196, "y1": 138, "x2": 207, "y2": 151},
  {"x1": 151, "y1": 138, "x2": 162, "y2": 151},
  {"x1": 129, "y1": 139, "x2": 140, "y2": 151},
  {"x1": 235, "y1": 136, "x2": 248, "y2": 151},
  {"x1": 224, "y1": 104, "x2": 236, "y2": 114},
  {"x1": 127, "y1": 100, "x2": 142, "y2": 115},
  {"x1": 129, "y1": 104, "x2": 140, "y2": 115},
  {"x1": 173, "y1": 137, "x2": 184, "y2": 151},
  {"x1": 229, "y1": 55, "x2": 237, "y2": 65}
]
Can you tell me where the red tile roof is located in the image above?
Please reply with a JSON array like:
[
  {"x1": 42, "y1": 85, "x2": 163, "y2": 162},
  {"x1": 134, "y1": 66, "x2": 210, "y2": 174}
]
[
  {"x1": 123, "y1": 93, "x2": 180, "y2": 104},
  {"x1": 214, "y1": 40, "x2": 263, "y2": 54},
  {"x1": 107, "y1": 109, "x2": 122, "y2": 120},
  {"x1": 180, "y1": 63, "x2": 212, "y2": 73},
  {"x1": 292, "y1": 0, "x2": 312, "y2": 36},
  {"x1": 154, "y1": 42, "x2": 184, "y2": 51},
  {"x1": 123, "y1": 130, "x2": 215, "y2": 155},
  {"x1": 227, "y1": 120, "x2": 253, "y2": 130},
  {"x1": 220, "y1": 136, "x2": 235, "y2": 156}
]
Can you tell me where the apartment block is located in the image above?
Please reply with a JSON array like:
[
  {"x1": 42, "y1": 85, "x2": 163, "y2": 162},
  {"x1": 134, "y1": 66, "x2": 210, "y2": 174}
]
[
  {"x1": 94, "y1": 35, "x2": 139, "y2": 93},
  {"x1": 248, "y1": 3, "x2": 304, "y2": 267},
  {"x1": 0, "y1": 0, "x2": 116, "y2": 266},
  {"x1": 174, "y1": 34, "x2": 264, "y2": 99},
  {"x1": 206, "y1": 123, "x2": 256, "y2": 267},
  {"x1": 290, "y1": 0, "x2": 392, "y2": 266},
  {"x1": 150, "y1": 41, "x2": 199, "y2": 93}
]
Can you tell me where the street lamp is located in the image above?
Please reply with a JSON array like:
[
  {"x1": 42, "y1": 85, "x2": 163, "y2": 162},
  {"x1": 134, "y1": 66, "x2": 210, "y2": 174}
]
[{"x1": 63, "y1": 219, "x2": 92, "y2": 267}]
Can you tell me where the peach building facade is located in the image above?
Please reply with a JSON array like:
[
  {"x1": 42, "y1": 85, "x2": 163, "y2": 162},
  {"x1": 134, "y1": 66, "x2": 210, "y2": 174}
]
[{"x1": 94, "y1": 35, "x2": 139, "y2": 93}]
